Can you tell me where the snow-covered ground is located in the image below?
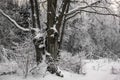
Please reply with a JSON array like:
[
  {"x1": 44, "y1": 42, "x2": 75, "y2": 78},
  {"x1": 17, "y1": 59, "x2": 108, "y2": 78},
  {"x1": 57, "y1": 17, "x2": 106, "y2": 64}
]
[{"x1": 0, "y1": 59, "x2": 120, "y2": 80}]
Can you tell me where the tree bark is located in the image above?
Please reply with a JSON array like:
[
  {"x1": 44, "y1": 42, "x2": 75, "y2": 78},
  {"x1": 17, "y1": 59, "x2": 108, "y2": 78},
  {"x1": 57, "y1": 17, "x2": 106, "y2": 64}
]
[
  {"x1": 46, "y1": 0, "x2": 70, "y2": 59},
  {"x1": 33, "y1": 39, "x2": 44, "y2": 65},
  {"x1": 29, "y1": 0, "x2": 36, "y2": 28},
  {"x1": 59, "y1": 0, "x2": 70, "y2": 49},
  {"x1": 47, "y1": 0, "x2": 58, "y2": 59},
  {"x1": 34, "y1": 0, "x2": 41, "y2": 29},
  {"x1": 30, "y1": 0, "x2": 43, "y2": 65}
]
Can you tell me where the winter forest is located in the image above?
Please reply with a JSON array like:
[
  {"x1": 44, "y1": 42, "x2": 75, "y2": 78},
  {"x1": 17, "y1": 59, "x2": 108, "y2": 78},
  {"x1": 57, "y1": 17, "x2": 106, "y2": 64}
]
[{"x1": 0, "y1": 0, "x2": 120, "y2": 80}]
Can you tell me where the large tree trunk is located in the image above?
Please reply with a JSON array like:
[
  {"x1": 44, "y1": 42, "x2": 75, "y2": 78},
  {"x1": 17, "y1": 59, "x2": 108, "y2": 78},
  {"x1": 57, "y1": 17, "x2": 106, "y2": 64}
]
[
  {"x1": 29, "y1": 0, "x2": 36, "y2": 28},
  {"x1": 46, "y1": 0, "x2": 70, "y2": 59},
  {"x1": 30, "y1": 0, "x2": 43, "y2": 65},
  {"x1": 30, "y1": 0, "x2": 70, "y2": 75},
  {"x1": 47, "y1": 0, "x2": 58, "y2": 59},
  {"x1": 33, "y1": 38, "x2": 44, "y2": 65},
  {"x1": 34, "y1": 0, "x2": 41, "y2": 29}
]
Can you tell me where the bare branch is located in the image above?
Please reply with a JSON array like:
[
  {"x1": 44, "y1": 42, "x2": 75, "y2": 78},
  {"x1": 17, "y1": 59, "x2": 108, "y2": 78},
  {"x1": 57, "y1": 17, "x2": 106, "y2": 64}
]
[
  {"x1": 66, "y1": 0, "x2": 101, "y2": 16},
  {"x1": 0, "y1": 9, "x2": 30, "y2": 31},
  {"x1": 80, "y1": 10, "x2": 120, "y2": 17},
  {"x1": 66, "y1": 5, "x2": 120, "y2": 20},
  {"x1": 66, "y1": 0, "x2": 119, "y2": 19},
  {"x1": 66, "y1": 11, "x2": 80, "y2": 20},
  {"x1": 82, "y1": 1, "x2": 113, "y2": 14}
]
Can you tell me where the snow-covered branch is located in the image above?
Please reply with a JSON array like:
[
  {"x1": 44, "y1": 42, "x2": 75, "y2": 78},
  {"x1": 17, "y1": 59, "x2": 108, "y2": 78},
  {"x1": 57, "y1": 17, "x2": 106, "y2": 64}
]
[{"x1": 0, "y1": 9, "x2": 30, "y2": 31}]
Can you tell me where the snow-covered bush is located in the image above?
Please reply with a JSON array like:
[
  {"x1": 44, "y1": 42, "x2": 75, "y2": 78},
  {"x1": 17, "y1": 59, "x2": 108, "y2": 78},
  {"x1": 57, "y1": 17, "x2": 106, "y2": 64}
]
[
  {"x1": 59, "y1": 51, "x2": 86, "y2": 74},
  {"x1": 12, "y1": 39, "x2": 36, "y2": 76},
  {"x1": 0, "y1": 45, "x2": 18, "y2": 75},
  {"x1": 110, "y1": 62, "x2": 120, "y2": 75},
  {"x1": 0, "y1": 61, "x2": 18, "y2": 75}
]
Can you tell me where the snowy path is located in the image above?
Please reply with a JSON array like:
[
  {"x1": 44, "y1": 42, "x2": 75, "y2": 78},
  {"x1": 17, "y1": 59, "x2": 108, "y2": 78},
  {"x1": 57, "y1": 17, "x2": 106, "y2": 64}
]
[
  {"x1": 84, "y1": 70, "x2": 118, "y2": 80},
  {"x1": 0, "y1": 70, "x2": 119, "y2": 80},
  {"x1": 0, "y1": 59, "x2": 120, "y2": 80}
]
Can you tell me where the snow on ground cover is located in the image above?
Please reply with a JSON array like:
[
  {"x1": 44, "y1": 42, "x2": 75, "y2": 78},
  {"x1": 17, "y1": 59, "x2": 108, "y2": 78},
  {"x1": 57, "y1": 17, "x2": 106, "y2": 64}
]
[
  {"x1": 0, "y1": 71, "x2": 84, "y2": 80},
  {"x1": 83, "y1": 59, "x2": 120, "y2": 80},
  {"x1": 0, "y1": 61, "x2": 18, "y2": 74},
  {"x1": 0, "y1": 59, "x2": 120, "y2": 80}
]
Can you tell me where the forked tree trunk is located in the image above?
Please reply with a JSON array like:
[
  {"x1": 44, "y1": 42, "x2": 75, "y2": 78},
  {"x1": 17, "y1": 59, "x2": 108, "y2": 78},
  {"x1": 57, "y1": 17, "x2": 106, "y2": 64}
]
[
  {"x1": 59, "y1": 1, "x2": 70, "y2": 49},
  {"x1": 30, "y1": 0, "x2": 70, "y2": 66}
]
